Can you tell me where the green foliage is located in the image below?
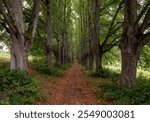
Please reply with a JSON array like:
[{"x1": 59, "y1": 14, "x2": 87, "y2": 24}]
[
  {"x1": 103, "y1": 47, "x2": 121, "y2": 66},
  {"x1": 31, "y1": 59, "x2": 71, "y2": 76},
  {"x1": 98, "y1": 74, "x2": 150, "y2": 105},
  {"x1": 0, "y1": 69, "x2": 41, "y2": 105},
  {"x1": 139, "y1": 45, "x2": 150, "y2": 71},
  {"x1": 89, "y1": 68, "x2": 119, "y2": 82},
  {"x1": 0, "y1": 61, "x2": 9, "y2": 71}
]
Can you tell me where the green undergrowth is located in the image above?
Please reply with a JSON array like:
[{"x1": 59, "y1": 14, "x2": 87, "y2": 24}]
[
  {"x1": 85, "y1": 66, "x2": 150, "y2": 104},
  {"x1": 87, "y1": 67, "x2": 119, "y2": 82},
  {"x1": 31, "y1": 59, "x2": 71, "y2": 76},
  {"x1": 93, "y1": 73, "x2": 150, "y2": 105},
  {"x1": 0, "y1": 68, "x2": 42, "y2": 105}
]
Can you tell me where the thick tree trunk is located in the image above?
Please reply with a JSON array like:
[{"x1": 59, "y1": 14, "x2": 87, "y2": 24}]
[
  {"x1": 120, "y1": 42, "x2": 141, "y2": 87},
  {"x1": 10, "y1": 36, "x2": 28, "y2": 71},
  {"x1": 45, "y1": 0, "x2": 52, "y2": 67},
  {"x1": 120, "y1": 0, "x2": 150, "y2": 87},
  {"x1": 8, "y1": 0, "x2": 28, "y2": 71},
  {"x1": 0, "y1": 0, "x2": 41, "y2": 71},
  {"x1": 120, "y1": 0, "x2": 139, "y2": 87}
]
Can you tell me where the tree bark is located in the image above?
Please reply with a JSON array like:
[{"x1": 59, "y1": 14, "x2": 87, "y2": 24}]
[
  {"x1": 45, "y1": 0, "x2": 52, "y2": 67},
  {"x1": 120, "y1": 0, "x2": 150, "y2": 87},
  {"x1": 0, "y1": 0, "x2": 41, "y2": 71},
  {"x1": 10, "y1": 35, "x2": 28, "y2": 71},
  {"x1": 88, "y1": 0, "x2": 94, "y2": 69},
  {"x1": 93, "y1": 0, "x2": 101, "y2": 71},
  {"x1": 56, "y1": 0, "x2": 61, "y2": 65},
  {"x1": 120, "y1": 43, "x2": 141, "y2": 87},
  {"x1": 120, "y1": 0, "x2": 140, "y2": 87},
  {"x1": 61, "y1": 0, "x2": 67, "y2": 64},
  {"x1": 9, "y1": 0, "x2": 28, "y2": 71}
]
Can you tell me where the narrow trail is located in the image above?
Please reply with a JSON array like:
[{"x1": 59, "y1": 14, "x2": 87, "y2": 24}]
[{"x1": 38, "y1": 62, "x2": 97, "y2": 105}]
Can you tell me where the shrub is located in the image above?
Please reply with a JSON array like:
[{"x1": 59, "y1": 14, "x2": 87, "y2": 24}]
[
  {"x1": 89, "y1": 68, "x2": 119, "y2": 82},
  {"x1": 0, "y1": 69, "x2": 41, "y2": 105},
  {"x1": 31, "y1": 59, "x2": 71, "y2": 76},
  {"x1": 33, "y1": 64, "x2": 64, "y2": 76},
  {"x1": 98, "y1": 74, "x2": 150, "y2": 105}
]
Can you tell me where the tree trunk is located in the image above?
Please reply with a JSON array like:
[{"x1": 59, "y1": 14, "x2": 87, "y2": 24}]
[
  {"x1": 0, "y1": 0, "x2": 41, "y2": 71},
  {"x1": 120, "y1": 43, "x2": 141, "y2": 87},
  {"x1": 88, "y1": 0, "x2": 94, "y2": 69},
  {"x1": 61, "y1": 43, "x2": 65, "y2": 64},
  {"x1": 45, "y1": 0, "x2": 52, "y2": 67},
  {"x1": 10, "y1": 35, "x2": 28, "y2": 71},
  {"x1": 8, "y1": 0, "x2": 28, "y2": 71},
  {"x1": 61, "y1": 0, "x2": 67, "y2": 64},
  {"x1": 99, "y1": 47, "x2": 103, "y2": 69},
  {"x1": 57, "y1": 40, "x2": 61, "y2": 65},
  {"x1": 56, "y1": 0, "x2": 62, "y2": 65},
  {"x1": 120, "y1": 0, "x2": 150, "y2": 87},
  {"x1": 93, "y1": 0, "x2": 101, "y2": 71},
  {"x1": 120, "y1": 0, "x2": 139, "y2": 87}
]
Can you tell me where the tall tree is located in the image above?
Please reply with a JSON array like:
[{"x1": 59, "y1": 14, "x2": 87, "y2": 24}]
[
  {"x1": 87, "y1": 0, "x2": 94, "y2": 69},
  {"x1": 78, "y1": 0, "x2": 122, "y2": 70},
  {"x1": 45, "y1": 0, "x2": 52, "y2": 67},
  {"x1": 56, "y1": 0, "x2": 62, "y2": 65},
  {"x1": 93, "y1": 0, "x2": 101, "y2": 71},
  {"x1": 120, "y1": 0, "x2": 150, "y2": 87},
  {"x1": 0, "y1": 0, "x2": 41, "y2": 71}
]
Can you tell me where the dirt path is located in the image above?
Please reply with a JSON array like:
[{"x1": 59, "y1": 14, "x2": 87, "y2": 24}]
[{"x1": 38, "y1": 62, "x2": 97, "y2": 105}]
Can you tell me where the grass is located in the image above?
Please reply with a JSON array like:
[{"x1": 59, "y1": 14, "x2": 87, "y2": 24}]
[
  {"x1": 105, "y1": 65, "x2": 150, "y2": 78},
  {"x1": 0, "y1": 53, "x2": 10, "y2": 61}
]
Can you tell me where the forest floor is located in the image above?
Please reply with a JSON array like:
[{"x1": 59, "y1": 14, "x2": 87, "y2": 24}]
[{"x1": 36, "y1": 61, "x2": 98, "y2": 105}]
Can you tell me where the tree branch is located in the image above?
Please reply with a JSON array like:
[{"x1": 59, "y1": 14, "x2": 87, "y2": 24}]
[
  {"x1": 0, "y1": 3, "x2": 16, "y2": 34},
  {"x1": 0, "y1": 21, "x2": 10, "y2": 33},
  {"x1": 140, "y1": 7, "x2": 150, "y2": 33},
  {"x1": 137, "y1": 1, "x2": 150, "y2": 24},
  {"x1": 27, "y1": 0, "x2": 41, "y2": 41},
  {"x1": 102, "y1": 1, "x2": 124, "y2": 47},
  {"x1": 103, "y1": 37, "x2": 120, "y2": 54},
  {"x1": 141, "y1": 32, "x2": 150, "y2": 46}
]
